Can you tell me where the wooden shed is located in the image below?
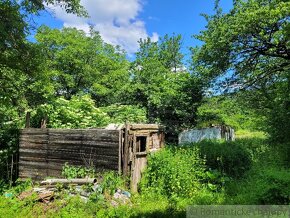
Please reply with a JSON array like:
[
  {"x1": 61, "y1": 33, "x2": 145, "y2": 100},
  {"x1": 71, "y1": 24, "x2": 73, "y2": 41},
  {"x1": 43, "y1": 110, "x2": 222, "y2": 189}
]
[{"x1": 19, "y1": 124, "x2": 164, "y2": 191}]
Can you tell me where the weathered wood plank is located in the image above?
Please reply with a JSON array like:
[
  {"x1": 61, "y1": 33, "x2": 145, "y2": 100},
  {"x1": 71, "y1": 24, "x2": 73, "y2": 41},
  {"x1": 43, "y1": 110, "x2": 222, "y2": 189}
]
[
  {"x1": 19, "y1": 128, "x2": 121, "y2": 181},
  {"x1": 41, "y1": 178, "x2": 96, "y2": 185},
  {"x1": 19, "y1": 148, "x2": 47, "y2": 155},
  {"x1": 20, "y1": 137, "x2": 48, "y2": 143},
  {"x1": 19, "y1": 171, "x2": 47, "y2": 179},
  {"x1": 48, "y1": 142, "x2": 119, "y2": 150},
  {"x1": 47, "y1": 151, "x2": 117, "y2": 157},
  {"x1": 19, "y1": 156, "x2": 47, "y2": 162},
  {"x1": 130, "y1": 124, "x2": 160, "y2": 130},
  {"x1": 21, "y1": 128, "x2": 48, "y2": 134},
  {"x1": 46, "y1": 152, "x2": 119, "y2": 161}
]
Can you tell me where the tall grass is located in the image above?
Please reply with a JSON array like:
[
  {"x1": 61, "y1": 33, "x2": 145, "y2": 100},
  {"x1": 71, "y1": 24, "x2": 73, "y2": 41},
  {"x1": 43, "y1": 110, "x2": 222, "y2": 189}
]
[{"x1": 0, "y1": 136, "x2": 289, "y2": 217}]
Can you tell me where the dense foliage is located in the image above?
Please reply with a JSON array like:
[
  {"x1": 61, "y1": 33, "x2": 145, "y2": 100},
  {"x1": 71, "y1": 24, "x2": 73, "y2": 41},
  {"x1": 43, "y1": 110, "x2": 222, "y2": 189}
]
[
  {"x1": 0, "y1": 0, "x2": 289, "y2": 216},
  {"x1": 197, "y1": 94, "x2": 265, "y2": 130},
  {"x1": 130, "y1": 35, "x2": 204, "y2": 136},
  {"x1": 0, "y1": 137, "x2": 288, "y2": 217},
  {"x1": 194, "y1": 0, "x2": 290, "y2": 142},
  {"x1": 140, "y1": 146, "x2": 208, "y2": 199},
  {"x1": 196, "y1": 140, "x2": 252, "y2": 178}
]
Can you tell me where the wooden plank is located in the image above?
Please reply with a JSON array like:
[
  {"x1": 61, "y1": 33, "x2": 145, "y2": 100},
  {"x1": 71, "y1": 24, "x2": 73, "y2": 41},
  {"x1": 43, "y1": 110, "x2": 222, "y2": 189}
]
[
  {"x1": 131, "y1": 155, "x2": 147, "y2": 192},
  {"x1": 20, "y1": 136, "x2": 48, "y2": 142},
  {"x1": 46, "y1": 153, "x2": 119, "y2": 161},
  {"x1": 47, "y1": 144, "x2": 118, "y2": 151},
  {"x1": 19, "y1": 128, "x2": 122, "y2": 181},
  {"x1": 20, "y1": 162, "x2": 65, "y2": 172},
  {"x1": 19, "y1": 141, "x2": 48, "y2": 148},
  {"x1": 20, "y1": 158, "x2": 118, "y2": 168},
  {"x1": 123, "y1": 124, "x2": 129, "y2": 176},
  {"x1": 118, "y1": 129, "x2": 122, "y2": 175},
  {"x1": 19, "y1": 170, "x2": 47, "y2": 179},
  {"x1": 128, "y1": 130, "x2": 159, "y2": 135},
  {"x1": 25, "y1": 112, "x2": 31, "y2": 128},
  {"x1": 129, "y1": 124, "x2": 160, "y2": 130},
  {"x1": 48, "y1": 138, "x2": 119, "y2": 144},
  {"x1": 49, "y1": 129, "x2": 119, "y2": 136},
  {"x1": 19, "y1": 167, "x2": 48, "y2": 175},
  {"x1": 48, "y1": 142, "x2": 119, "y2": 150},
  {"x1": 47, "y1": 149, "x2": 118, "y2": 157},
  {"x1": 21, "y1": 128, "x2": 48, "y2": 134},
  {"x1": 19, "y1": 156, "x2": 47, "y2": 162},
  {"x1": 41, "y1": 178, "x2": 96, "y2": 185},
  {"x1": 19, "y1": 148, "x2": 47, "y2": 154}
]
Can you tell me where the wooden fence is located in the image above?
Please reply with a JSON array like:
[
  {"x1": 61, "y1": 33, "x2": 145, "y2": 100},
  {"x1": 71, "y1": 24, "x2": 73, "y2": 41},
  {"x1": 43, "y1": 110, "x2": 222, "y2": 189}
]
[{"x1": 19, "y1": 128, "x2": 121, "y2": 180}]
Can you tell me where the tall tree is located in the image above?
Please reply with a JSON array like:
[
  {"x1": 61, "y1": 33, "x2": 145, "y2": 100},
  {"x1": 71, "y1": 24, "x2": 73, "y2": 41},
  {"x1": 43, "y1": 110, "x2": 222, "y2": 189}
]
[
  {"x1": 159, "y1": 34, "x2": 184, "y2": 73},
  {"x1": 131, "y1": 35, "x2": 203, "y2": 139},
  {"x1": 36, "y1": 26, "x2": 130, "y2": 105},
  {"x1": 194, "y1": 0, "x2": 290, "y2": 142},
  {"x1": 0, "y1": 0, "x2": 86, "y2": 181},
  {"x1": 0, "y1": 0, "x2": 87, "y2": 114}
]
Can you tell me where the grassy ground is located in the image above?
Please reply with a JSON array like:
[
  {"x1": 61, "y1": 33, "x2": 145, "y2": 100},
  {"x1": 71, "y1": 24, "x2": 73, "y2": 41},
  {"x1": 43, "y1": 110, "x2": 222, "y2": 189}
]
[{"x1": 0, "y1": 130, "x2": 289, "y2": 217}]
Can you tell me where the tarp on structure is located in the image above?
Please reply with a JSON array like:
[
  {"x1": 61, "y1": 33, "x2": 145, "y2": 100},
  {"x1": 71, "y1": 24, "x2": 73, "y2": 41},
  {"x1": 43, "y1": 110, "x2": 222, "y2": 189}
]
[{"x1": 178, "y1": 126, "x2": 235, "y2": 145}]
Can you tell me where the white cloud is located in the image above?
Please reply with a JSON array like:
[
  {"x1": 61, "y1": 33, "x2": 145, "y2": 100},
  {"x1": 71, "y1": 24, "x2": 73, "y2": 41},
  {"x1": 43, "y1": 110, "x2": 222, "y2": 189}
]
[
  {"x1": 47, "y1": 0, "x2": 158, "y2": 54},
  {"x1": 151, "y1": 32, "x2": 159, "y2": 42}
]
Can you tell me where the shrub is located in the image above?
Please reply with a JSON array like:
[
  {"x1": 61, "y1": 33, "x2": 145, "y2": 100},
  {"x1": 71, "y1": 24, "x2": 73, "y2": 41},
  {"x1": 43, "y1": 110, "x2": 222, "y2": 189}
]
[
  {"x1": 226, "y1": 167, "x2": 290, "y2": 205},
  {"x1": 32, "y1": 95, "x2": 110, "y2": 128},
  {"x1": 62, "y1": 163, "x2": 95, "y2": 179},
  {"x1": 195, "y1": 140, "x2": 252, "y2": 178},
  {"x1": 98, "y1": 171, "x2": 125, "y2": 195},
  {"x1": 141, "y1": 146, "x2": 207, "y2": 199},
  {"x1": 257, "y1": 168, "x2": 290, "y2": 205},
  {"x1": 100, "y1": 104, "x2": 147, "y2": 124},
  {"x1": 32, "y1": 96, "x2": 148, "y2": 129},
  {"x1": 0, "y1": 122, "x2": 20, "y2": 184}
]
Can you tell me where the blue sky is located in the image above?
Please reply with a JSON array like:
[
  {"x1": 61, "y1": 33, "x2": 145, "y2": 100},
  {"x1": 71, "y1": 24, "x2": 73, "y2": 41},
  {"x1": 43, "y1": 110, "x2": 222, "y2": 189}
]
[{"x1": 32, "y1": 0, "x2": 233, "y2": 57}]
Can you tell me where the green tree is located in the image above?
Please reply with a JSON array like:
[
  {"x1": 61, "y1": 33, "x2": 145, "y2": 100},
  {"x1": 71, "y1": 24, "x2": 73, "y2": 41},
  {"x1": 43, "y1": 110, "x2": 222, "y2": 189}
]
[
  {"x1": 35, "y1": 26, "x2": 130, "y2": 105},
  {"x1": 194, "y1": 0, "x2": 290, "y2": 142},
  {"x1": 130, "y1": 35, "x2": 203, "y2": 139},
  {"x1": 196, "y1": 94, "x2": 265, "y2": 130},
  {"x1": 159, "y1": 34, "x2": 184, "y2": 73},
  {"x1": 21, "y1": 0, "x2": 86, "y2": 16},
  {"x1": 0, "y1": 0, "x2": 86, "y2": 183}
]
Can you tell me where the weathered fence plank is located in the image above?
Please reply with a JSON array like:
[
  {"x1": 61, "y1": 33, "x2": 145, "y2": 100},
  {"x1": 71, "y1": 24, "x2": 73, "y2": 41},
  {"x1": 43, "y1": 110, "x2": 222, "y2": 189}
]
[{"x1": 19, "y1": 128, "x2": 120, "y2": 180}]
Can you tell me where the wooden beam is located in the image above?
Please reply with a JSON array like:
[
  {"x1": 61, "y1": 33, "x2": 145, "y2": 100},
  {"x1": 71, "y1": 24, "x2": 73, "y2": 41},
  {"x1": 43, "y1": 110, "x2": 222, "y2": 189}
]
[
  {"x1": 123, "y1": 124, "x2": 129, "y2": 176},
  {"x1": 25, "y1": 112, "x2": 30, "y2": 128},
  {"x1": 40, "y1": 178, "x2": 97, "y2": 185}
]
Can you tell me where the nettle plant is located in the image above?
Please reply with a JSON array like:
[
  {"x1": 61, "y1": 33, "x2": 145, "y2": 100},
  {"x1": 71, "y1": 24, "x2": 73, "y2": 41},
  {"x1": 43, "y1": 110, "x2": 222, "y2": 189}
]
[
  {"x1": 62, "y1": 163, "x2": 95, "y2": 179},
  {"x1": 31, "y1": 95, "x2": 148, "y2": 129},
  {"x1": 140, "y1": 146, "x2": 208, "y2": 199},
  {"x1": 33, "y1": 95, "x2": 110, "y2": 128}
]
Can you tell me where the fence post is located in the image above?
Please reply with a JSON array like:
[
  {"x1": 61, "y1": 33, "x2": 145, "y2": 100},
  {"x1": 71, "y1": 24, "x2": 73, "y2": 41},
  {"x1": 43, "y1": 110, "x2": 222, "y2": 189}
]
[
  {"x1": 25, "y1": 112, "x2": 30, "y2": 128},
  {"x1": 123, "y1": 123, "x2": 129, "y2": 176}
]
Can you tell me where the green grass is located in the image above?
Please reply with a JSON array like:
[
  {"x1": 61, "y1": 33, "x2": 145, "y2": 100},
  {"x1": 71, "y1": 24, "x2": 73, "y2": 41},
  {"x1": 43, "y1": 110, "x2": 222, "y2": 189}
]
[
  {"x1": 0, "y1": 133, "x2": 289, "y2": 217},
  {"x1": 235, "y1": 129, "x2": 267, "y2": 139}
]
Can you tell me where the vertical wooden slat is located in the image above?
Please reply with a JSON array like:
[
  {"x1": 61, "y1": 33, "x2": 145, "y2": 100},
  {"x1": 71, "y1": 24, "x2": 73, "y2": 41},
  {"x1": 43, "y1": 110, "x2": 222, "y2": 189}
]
[
  {"x1": 41, "y1": 115, "x2": 48, "y2": 128},
  {"x1": 131, "y1": 133, "x2": 137, "y2": 191},
  {"x1": 25, "y1": 112, "x2": 30, "y2": 128},
  {"x1": 118, "y1": 129, "x2": 122, "y2": 175},
  {"x1": 123, "y1": 124, "x2": 129, "y2": 176}
]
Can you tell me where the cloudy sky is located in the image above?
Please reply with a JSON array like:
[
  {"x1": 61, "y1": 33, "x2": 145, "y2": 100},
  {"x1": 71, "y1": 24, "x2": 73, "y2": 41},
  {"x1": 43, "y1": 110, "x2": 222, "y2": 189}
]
[{"x1": 34, "y1": 0, "x2": 232, "y2": 55}]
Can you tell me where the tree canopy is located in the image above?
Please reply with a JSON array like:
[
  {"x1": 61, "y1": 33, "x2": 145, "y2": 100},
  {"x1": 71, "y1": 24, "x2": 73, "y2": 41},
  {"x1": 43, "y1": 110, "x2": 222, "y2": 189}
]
[
  {"x1": 194, "y1": 0, "x2": 290, "y2": 142},
  {"x1": 195, "y1": 0, "x2": 289, "y2": 88}
]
